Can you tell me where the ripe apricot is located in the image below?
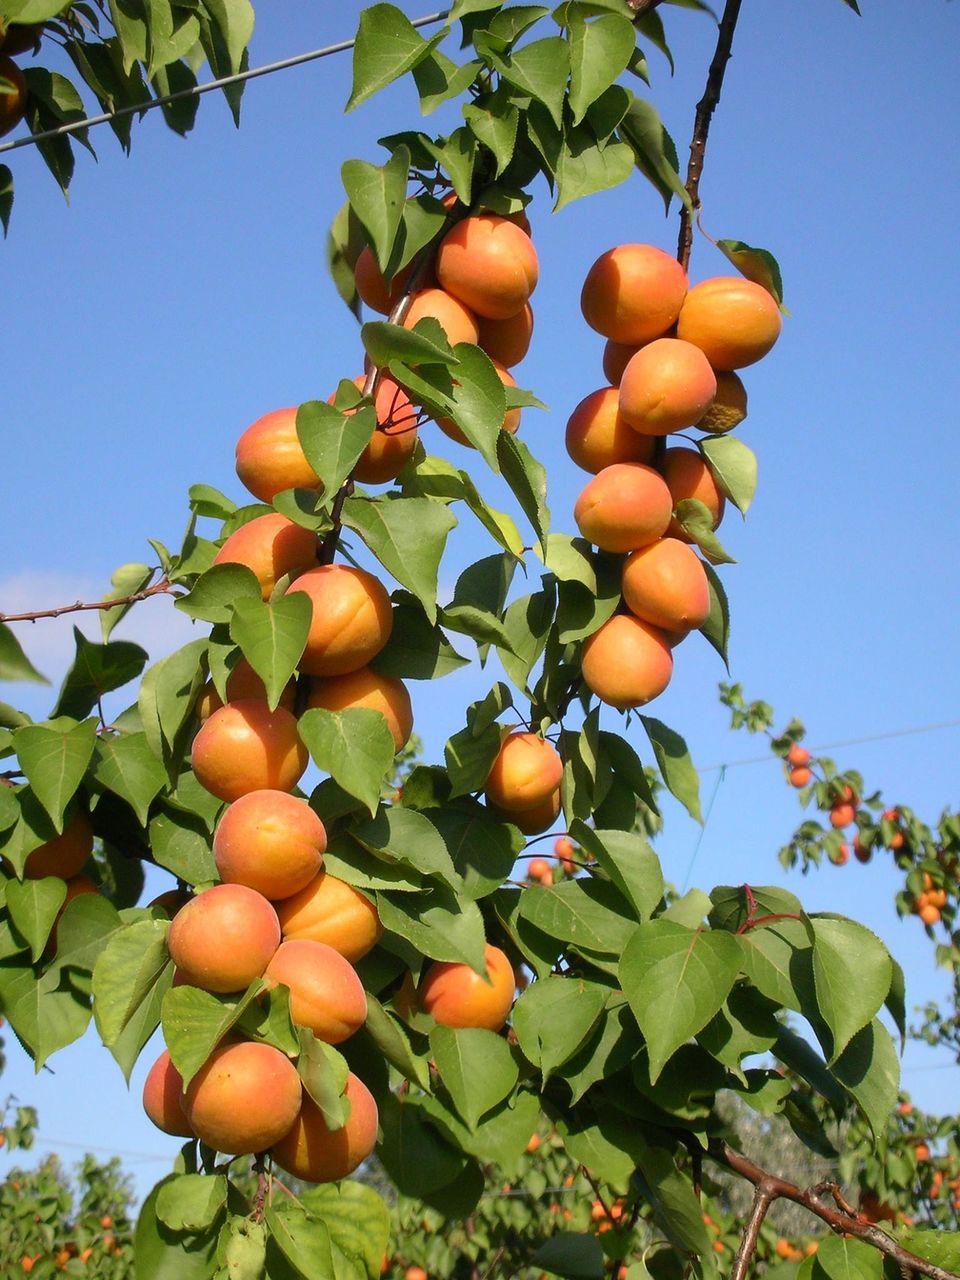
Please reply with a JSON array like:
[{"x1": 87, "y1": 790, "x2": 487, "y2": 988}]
[
  {"x1": 235, "y1": 407, "x2": 319, "y2": 503},
  {"x1": 697, "y1": 370, "x2": 748, "y2": 433},
  {"x1": 436, "y1": 214, "x2": 538, "y2": 320},
  {"x1": 581, "y1": 614, "x2": 673, "y2": 710},
  {"x1": 484, "y1": 732, "x2": 563, "y2": 812},
  {"x1": 184, "y1": 1040, "x2": 302, "y2": 1155},
  {"x1": 853, "y1": 833, "x2": 871, "y2": 863},
  {"x1": 403, "y1": 288, "x2": 479, "y2": 347},
  {"x1": 264, "y1": 939, "x2": 367, "y2": 1043},
  {"x1": 622, "y1": 538, "x2": 711, "y2": 636},
  {"x1": 677, "y1": 277, "x2": 782, "y2": 370},
  {"x1": 787, "y1": 743, "x2": 811, "y2": 767},
  {"x1": 213, "y1": 790, "x2": 326, "y2": 901},
  {"x1": 194, "y1": 658, "x2": 296, "y2": 722},
  {"x1": 271, "y1": 1070, "x2": 378, "y2": 1183},
  {"x1": 419, "y1": 943, "x2": 515, "y2": 1032},
  {"x1": 213, "y1": 512, "x2": 318, "y2": 599},
  {"x1": 192, "y1": 699, "x2": 308, "y2": 801},
  {"x1": 334, "y1": 375, "x2": 419, "y2": 485},
  {"x1": 659, "y1": 446, "x2": 726, "y2": 542},
  {"x1": 833, "y1": 844, "x2": 850, "y2": 866},
  {"x1": 437, "y1": 360, "x2": 521, "y2": 445},
  {"x1": 22, "y1": 811, "x2": 93, "y2": 880},
  {"x1": 276, "y1": 869, "x2": 383, "y2": 963},
  {"x1": 0, "y1": 55, "x2": 27, "y2": 138},
  {"x1": 526, "y1": 1132, "x2": 541, "y2": 1154},
  {"x1": 528, "y1": 857, "x2": 551, "y2": 883},
  {"x1": 288, "y1": 564, "x2": 393, "y2": 678},
  {"x1": 789, "y1": 767, "x2": 812, "y2": 788},
  {"x1": 490, "y1": 787, "x2": 561, "y2": 835},
  {"x1": 618, "y1": 338, "x2": 717, "y2": 436},
  {"x1": 830, "y1": 802, "x2": 856, "y2": 829},
  {"x1": 919, "y1": 903, "x2": 941, "y2": 926},
  {"x1": 168, "y1": 883, "x2": 281, "y2": 993},
  {"x1": 574, "y1": 462, "x2": 673, "y2": 554},
  {"x1": 354, "y1": 245, "x2": 416, "y2": 315},
  {"x1": 306, "y1": 666, "x2": 412, "y2": 751},
  {"x1": 477, "y1": 303, "x2": 533, "y2": 367},
  {"x1": 142, "y1": 1049, "x2": 194, "y2": 1138},
  {"x1": 565, "y1": 386, "x2": 657, "y2": 474},
  {"x1": 403, "y1": 1269, "x2": 428, "y2": 1280},
  {"x1": 580, "y1": 244, "x2": 687, "y2": 345},
  {"x1": 914, "y1": 1142, "x2": 931, "y2": 1161},
  {"x1": 602, "y1": 339, "x2": 642, "y2": 386}
]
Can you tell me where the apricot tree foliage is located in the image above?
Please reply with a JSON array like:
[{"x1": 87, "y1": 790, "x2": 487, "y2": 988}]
[{"x1": 2, "y1": 3, "x2": 953, "y2": 1280}]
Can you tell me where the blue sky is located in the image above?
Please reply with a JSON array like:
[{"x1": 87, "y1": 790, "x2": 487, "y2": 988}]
[{"x1": 1, "y1": 2, "x2": 959, "y2": 1201}]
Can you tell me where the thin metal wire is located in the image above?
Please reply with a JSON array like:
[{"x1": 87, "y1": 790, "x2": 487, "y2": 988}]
[
  {"x1": 699, "y1": 718, "x2": 960, "y2": 775},
  {"x1": 0, "y1": 9, "x2": 450, "y2": 156}
]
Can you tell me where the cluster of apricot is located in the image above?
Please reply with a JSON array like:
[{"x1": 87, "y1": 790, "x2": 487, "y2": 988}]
[
  {"x1": 0, "y1": 20, "x2": 40, "y2": 139},
  {"x1": 564, "y1": 243, "x2": 780, "y2": 711}
]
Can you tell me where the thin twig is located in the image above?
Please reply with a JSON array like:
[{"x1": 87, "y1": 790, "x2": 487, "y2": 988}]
[
  {"x1": 731, "y1": 1181, "x2": 776, "y2": 1280},
  {"x1": 0, "y1": 578, "x2": 171, "y2": 623},
  {"x1": 677, "y1": 0, "x2": 744, "y2": 271}
]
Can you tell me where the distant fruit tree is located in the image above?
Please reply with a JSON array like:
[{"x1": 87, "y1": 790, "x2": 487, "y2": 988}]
[{"x1": 2, "y1": 2, "x2": 957, "y2": 1279}]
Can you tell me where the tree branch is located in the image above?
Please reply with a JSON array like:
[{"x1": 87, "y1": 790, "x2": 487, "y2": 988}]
[
  {"x1": 677, "y1": 0, "x2": 744, "y2": 271},
  {"x1": 0, "y1": 579, "x2": 171, "y2": 624}
]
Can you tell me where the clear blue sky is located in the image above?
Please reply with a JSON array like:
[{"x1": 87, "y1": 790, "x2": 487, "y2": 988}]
[{"x1": 1, "y1": 2, "x2": 959, "y2": 1202}]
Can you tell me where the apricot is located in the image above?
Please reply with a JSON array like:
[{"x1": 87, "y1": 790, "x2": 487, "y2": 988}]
[
  {"x1": 194, "y1": 658, "x2": 297, "y2": 722},
  {"x1": 789, "y1": 767, "x2": 812, "y2": 788},
  {"x1": 184, "y1": 1040, "x2": 302, "y2": 1155},
  {"x1": 787, "y1": 743, "x2": 810, "y2": 767},
  {"x1": 419, "y1": 943, "x2": 515, "y2": 1032},
  {"x1": 437, "y1": 360, "x2": 520, "y2": 446},
  {"x1": 829, "y1": 803, "x2": 855, "y2": 828},
  {"x1": 168, "y1": 883, "x2": 281, "y2": 992},
  {"x1": 147, "y1": 887, "x2": 193, "y2": 916},
  {"x1": 676, "y1": 276, "x2": 782, "y2": 370},
  {"x1": 354, "y1": 245, "x2": 416, "y2": 315},
  {"x1": 919, "y1": 903, "x2": 941, "y2": 926},
  {"x1": 334, "y1": 375, "x2": 419, "y2": 485},
  {"x1": 0, "y1": 55, "x2": 27, "y2": 138},
  {"x1": 191, "y1": 699, "x2": 308, "y2": 801},
  {"x1": 276, "y1": 869, "x2": 383, "y2": 963},
  {"x1": 618, "y1": 338, "x2": 717, "y2": 436},
  {"x1": 659, "y1": 446, "x2": 726, "y2": 541},
  {"x1": 621, "y1": 538, "x2": 711, "y2": 635},
  {"x1": 602, "y1": 339, "x2": 642, "y2": 386},
  {"x1": 477, "y1": 303, "x2": 534, "y2": 367},
  {"x1": 565, "y1": 386, "x2": 657, "y2": 475},
  {"x1": 271, "y1": 1071, "x2": 378, "y2": 1183},
  {"x1": 306, "y1": 666, "x2": 412, "y2": 752},
  {"x1": 580, "y1": 244, "x2": 687, "y2": 345},
  {"x1": 697, "y1": 370, "x2": 748, "y2": 433},
  {"x1": 581, "y1": 615, "x2": 673, "y2": 710},
  {"x1": 490, "y1": 787, "x2": 561, "y2": 835},
  {"x1": 528, "y1": 857, "x2": 551, "y2": 883},
  {"x1": 214, "y1": 790, "x2": 326, "y2": 901},
  {"x1": 22, "y1": 812, "x2": 93, "y2": 880},
  {"x1": 235, "y1": 407, "x2": 319, "y2": 503},
  {"x1": 436, "y1": 215, "x2": 538, "y2": 320},
  {"x1": 264, "y1": 939, "x2": 367, "y2": 1043},
  {"x1": 142, "y1": 1049, "x2": 194, "y2": 1138},
  {"x1": 213, "y1": 512, "x2": 318, "y2": 599},
  {"x1": 485, "y1": 732, "x2": 563, "y2": 812},
  {"x1": 574, "y1": 463, "x2": 673, "y2": 554},
  {"x1": 288, "y1": 564, "x2": 393, "y2": 678},
  {"x1": 403, "y1": 288, "x2": 479, "y2": 347}
]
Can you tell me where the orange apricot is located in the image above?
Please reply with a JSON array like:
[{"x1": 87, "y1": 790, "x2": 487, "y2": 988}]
[
  {"x1": 787, "y1": 743, "x2": 811, "y2": 767},
  {"x1": 484, "y1": 732, "x2": 563, "y2": 812},
  {"x1": 435, "y1": 214, "x2": 539, "y2": 320},
  {"x1": 677, "y1": 276, "x2": 782, "y2": 370},
  {"x1": 618, "y1": 338, "x2": 717, "y2": 436},
  {"x1": 789, "y1": 767, "x2": 812, "y2": 788},
  {"x1": 276, "y1": 869, "x2": 383, "y2": 963},
  {"x1": 581, "y1": 615, "x2": 673, "y2": 710},
  {"x1": 354, "y1": 245, "x2": 416, "y2": 315},
  {"x1": 490, "y1": 787, "x2": 561, "y2": 835},
  {"x1": 271, "y1": 1071, "x2": 378, "y2": 1183},
  {"x1": 195, "y1": 658, "x2": 297, "y2": 722},
  {"x1": 829, "y1": 802, "x2": 855, "y2": 828},
  {"x1": 403, "y1": 288, "x2": 479, "y2": 347},
  {"x1": 528, "y1": 857, "x2": 552, "y2": 883},
  {"x1": 574, "y1": 462, "x2": 673, "y2": 554},
  {"x1": 235, "y1": 406, "x2": 319, "y2": 503},
  {"x1": 437, "y1": 360, "x2": 520, "y2": 446},
  {"x1": 264, "y1": 939, "x2": 367, "y2": 1043},
  {"x1": 287, "y1": 564, "x2": 393, "y2": 678},
  {"x1": 602, "y1": 339, "x2": 642, "y2": 386},
  {"x1": 334, "y1": 375, "x2": 419, "y2": 485},
  {"x1": 580, "y1": 244, "x2": 687, "y2": 345},
  {"x1": 191, "y1": 699, "x2": 308, "y2": 801},
  {"x1": 0, "y1": 55, "x2": 27, "y2": 139},
  {"x1": 213, "y1": 790, "x2": 326, "y2": 901},
  {"x1": 565, "y1": 386, "x2": 657, "y2": 474},
  {"x1": 184, "y1": 1040, "x2": 302, "y2": 1155},
  {"x1": 621, "y1": 538, "x2": 711, "y2": 635},
  {"x1": 697, "y1": 370, "x2": 748, "y2": 433},
  {"x1": 477, "y1": 303, "x2": 534, "y2": 367},
  {"x1": 142, "y1": 1049, "x2": 194, "y2": 1138},
  {"x1": 306, "y1": 666, "x2": 412, "y2": 752},
  {"x1": 22, "y1": 811, "x2": 93, "y2": 880},
  {"x1": 419, "y1": 943, "x2": 515, "y2": 1032},
  {"x1": 919, "y1": 903, "x2": 941, "y2": 926},
  {"x1": 659, "y1": 446, "x2": 726, "y2": 541},
  {"x1": 168, "y1": 883, "x2": 281, "y2": 993},
  {"x1": 213, "y1": 512, "x2": 318, "y2": 600}
]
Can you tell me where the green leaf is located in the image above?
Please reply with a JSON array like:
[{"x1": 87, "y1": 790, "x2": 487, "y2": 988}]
[
  {"x1": 618, "y1": 97, "x2": 690, "y2": 213},
  {"x1": 811, "y1": 916, "x2": 891, "y2": 1063},
  {"x1": 162, "y1": 981, "x2": 264, "y2": 1090},
  {"x1": 463, "y1": 93, "x2": 519, "y2": 177},
  {"x1": 296, "y1": 1026, "x2": 349, "y2": 1131},
  {"x1": 413, "y1": 50, "x2": 481, "y2": 115},
  {"x1": 619, "y1": 920, "x2": 742, "y2": 1082},
  {"x1": 327, "y1": 199, "x2": 365, "y2": 319},
  {"x1": 378, "y1": 1092, "x2": 467, "y2": 1197},
  {"x1": 699, "y1": 435, "x2": 758, "y2": 516},
  {"x1": 201, "y1": 0, "x2": 254, "y2": 76},
  {"x1": 362, "y1": 993, "x2": 431, "y2": 1088},
  {"x1": 295, "y1": 399, "x2": 375, "y2": 500},
  {"x1": 92, "y1": 918, "x2": 171, "y2": 1081},
  {"x1": 531, "y1": 1234, "x2": 604, "y2": 1280},
  {"x1": 371, "y1": 598, "x2": 469, "y2": 680},
  {"x1": 497, "y1": 585, "x2": 556, "y2": 695},
  {"x1": 13, "y1": 719, "x2": 98, "y2": 831},
  {"x1": 351, "y1": 804, "x2": 462, "y2": 890},
  {"x1": 443, "y1": 342, "x2": 508, "y2": 474},
  {"x1": 512, "y1": 974, "x2": 606, "y2": 1079},
  {"x1": 0, "y1": 163, "x2": 12, "y2": 237},
  {"x1": 5, "y1": 876, "x2": 65, "y2": 963},
  {"x1": 445, "y1": 721, "x2": 503, "y2": 799},
  {"x1": 134, "y1": 1177, "x2": 222, "y2": 1280},
  {"x1": 347, "y1": 3, "x2": 440, "y2": 111},
  {"x1": 673, "y1": 498, "x2": 736, "y2": 565},
  {"x1": 364, "y1": 318, "x2": 459, "y2": 369},
  {"x1": 831, "y1": 1017, "x2": 899, "y2": 1140},
  {"x1": 495, "y1": 36, "x2": 569, "y2": 130},
  {"x1": 299, "y1": 707, "x2": 397, "y2": 818},
  {"x1": 570, "y1": 823, "x2": 664, "y2": 921},
  {"x1": 518, "y1": 878, "x2": 637, "y2": 954},
  {"x1": 342, "y1": 146, "x2": 410, "y2": 274},
  {"x1": 100, "y1": 562, "x2": 154, "y2": 641},
  {"x1": 174, "y1": 563, "x2": 262, "y2": 623},
  {"x1": 497, "y1": 432, "x2": 550, "y2": 555},
  {"x1": 149, "y1": 805, "x2": 218, "y2": 885},
  {"x1": 93, "y1": 732, "x2": 166, "y2": 826},
  {"x1": 568, "y1": 12, "x2": 636, "y2": 124},
  {"x1": 426, "y1": 803, "x2": 519, "y2": 900},
  {"x1": 640, "y1": 716, "x2": 701, "y2": 823},
  {"x1": 0, "y1": 622, "x2": 49, "y2": 684},
  {"x1": 264, "y1": 1202, "x2": 335, "y2": 1278},
  {"x1": 229, "y1": 593, "x2": 311, "y2": 711},
  {"x1": 156, "y1": 1173, "x2": 228, "y2": 1233},
  {"x1": 377, "y1": 885, "x2": 487, "y2": 968},
  {"x1": 717, "y1": 238, "x2": 787, "y2": 310},
  {"x1": 297, "y1": 1183, "x2": 391, "y2": 1280},
  {"x1": 699, "y1": 561, "x2": 729, "y2": 667},
  {"x1": 342, "y1": 494, "x2": 457, "y2": 624},
  {"x1": 894, "y1": 1230, "x2": 960, "y2": 1276},
  {"x1": 430, "y1": 1024, "x2": 519, "y2": 1128},
  {"x1": 555, "y1": 119, "x2": 635, "y2": 212}
]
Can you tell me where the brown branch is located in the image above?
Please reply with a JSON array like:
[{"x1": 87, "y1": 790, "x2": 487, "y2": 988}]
[
  {"x1": 677, "y1": 0, "x2": 744, "y2": 271},
  {"x1": 731, "y1": 1180, "x2": 776, "y2": 1280},
  {"x1": 710, "y1": 1140, "x2": 960, "y2": 1280},
  {"x1": 0, "y1": 578, "x2": 171, "y2": 624}
]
